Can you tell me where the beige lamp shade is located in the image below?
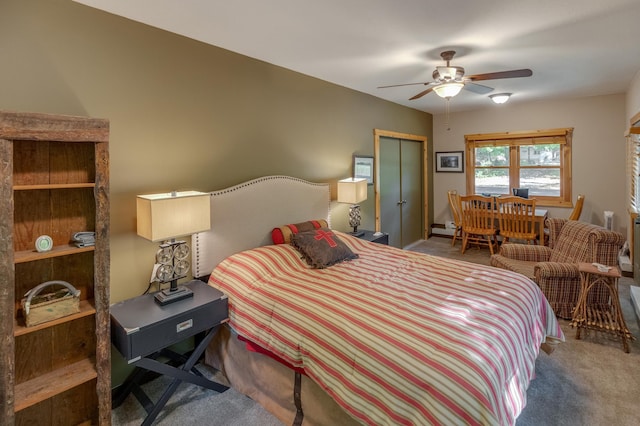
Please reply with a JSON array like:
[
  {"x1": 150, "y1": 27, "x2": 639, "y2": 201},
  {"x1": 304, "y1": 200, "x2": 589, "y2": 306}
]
[
  {"x1": 136, "y1": 191, "x2": 211, "y2": 242},
  {"x1": 337, "y1": 178, "x2": 368, "y2": 204}
]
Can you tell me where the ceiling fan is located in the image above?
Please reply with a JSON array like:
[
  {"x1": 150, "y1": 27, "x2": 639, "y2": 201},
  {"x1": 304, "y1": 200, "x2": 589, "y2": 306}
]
[{"x1": 379, "y1": 50, "x2": 532, "y2": 100}]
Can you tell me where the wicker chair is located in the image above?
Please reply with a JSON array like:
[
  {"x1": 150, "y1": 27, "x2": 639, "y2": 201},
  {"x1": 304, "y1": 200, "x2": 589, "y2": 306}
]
[{"x1": 490, "y1": 218, "x2": 625, "y2": 319}]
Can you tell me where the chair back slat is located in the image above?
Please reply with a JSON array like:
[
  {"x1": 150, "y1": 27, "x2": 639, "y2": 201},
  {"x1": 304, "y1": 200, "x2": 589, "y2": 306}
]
[
  {"x1": 460, "y1": 195, "x2": 495, "y2": 230},
  {"x1": 447, "y1": 190, "x2": 464, "y2": 247},
  {"x1": 447, "y1": 190, "x2": 462, "y2": 225},
  {"x1": 496, "y1": 196, "x2": 537, "y2": 244}
]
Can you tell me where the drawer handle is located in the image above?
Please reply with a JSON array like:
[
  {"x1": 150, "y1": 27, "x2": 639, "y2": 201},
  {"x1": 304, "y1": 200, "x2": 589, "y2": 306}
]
[{"x1": 176, "y1": 319, "x2": 193, "y2": 332}]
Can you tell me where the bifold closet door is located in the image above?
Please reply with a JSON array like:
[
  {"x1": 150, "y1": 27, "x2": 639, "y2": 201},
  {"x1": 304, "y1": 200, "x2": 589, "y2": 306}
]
[
  {"x1": 379, "y1": 137, "x2": 423, "y2": 248},
  {"x1": 400, "y1": 139, "x2": 423, "y2": 247}
]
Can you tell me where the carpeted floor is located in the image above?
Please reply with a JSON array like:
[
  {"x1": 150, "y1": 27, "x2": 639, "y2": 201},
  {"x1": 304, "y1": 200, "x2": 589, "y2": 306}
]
[
  {"x1": 112, "y1": 236, "x2": 640, "y2": 425},
  {"x1": 111, "y1": 368, "x2": 282, "y2": 426},
  {"x1": 411, "y1": 237, "x2": 640, "y2": 426}
]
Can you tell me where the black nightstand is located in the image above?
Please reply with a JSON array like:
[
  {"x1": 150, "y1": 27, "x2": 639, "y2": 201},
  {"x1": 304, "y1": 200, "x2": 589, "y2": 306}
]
[
  {"x1": 355, "y1": 230, "x2": 389, "y2": 245},
  {"x1": 111, "y1": 280, "x2": 229, "y2": 425}
]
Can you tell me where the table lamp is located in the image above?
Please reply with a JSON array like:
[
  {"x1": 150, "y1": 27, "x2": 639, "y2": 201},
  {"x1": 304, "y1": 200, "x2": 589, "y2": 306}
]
[
  {"x1": 337, "y1": 177, "x2": 368, "y2": 237},
  {"x1": 137, "y1": 191, "x2": 211, "y2": 305}
]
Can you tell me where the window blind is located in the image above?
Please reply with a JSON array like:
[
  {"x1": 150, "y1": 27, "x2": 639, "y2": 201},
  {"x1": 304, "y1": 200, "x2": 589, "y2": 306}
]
[{"x1": 627, "y1": 129, "x2": 640, "y2": 213}]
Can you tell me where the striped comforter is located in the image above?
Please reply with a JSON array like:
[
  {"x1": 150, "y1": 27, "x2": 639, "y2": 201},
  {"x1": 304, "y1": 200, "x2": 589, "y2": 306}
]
[{"x1": 208, "y1": 233, "x2": 564, "y2": 425}]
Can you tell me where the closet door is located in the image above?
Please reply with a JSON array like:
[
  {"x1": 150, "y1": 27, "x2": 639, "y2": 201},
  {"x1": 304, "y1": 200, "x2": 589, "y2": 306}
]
[
  {"x1": 400, "y1": 139, "x2": 423, "y2": 247},
  {"x1": 380, "y1": 138, "x2": 402, "y2": 247},
  {"x1": 379, "y1": 136, "x2": 424, "y2": 248}
]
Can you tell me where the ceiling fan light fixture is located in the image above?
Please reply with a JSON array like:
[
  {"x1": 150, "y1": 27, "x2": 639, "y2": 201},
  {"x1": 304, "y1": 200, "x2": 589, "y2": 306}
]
[
  {"x1": 489, "y1": 93, "x2": 511, "y2": 104},
  {"x1": 433, "y1": 82, "x2": 464, "y2": 98}
]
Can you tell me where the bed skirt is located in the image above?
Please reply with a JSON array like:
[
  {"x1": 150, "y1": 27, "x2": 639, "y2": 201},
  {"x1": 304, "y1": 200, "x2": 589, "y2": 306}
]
[{"x1": 204, "y1": 325, "x2": 360, "y2": 426}]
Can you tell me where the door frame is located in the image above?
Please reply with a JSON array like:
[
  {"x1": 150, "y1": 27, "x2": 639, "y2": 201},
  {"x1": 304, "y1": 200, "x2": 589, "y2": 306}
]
[{"x1": 373, "y1": 129, "x2": 429, "y2": 239}]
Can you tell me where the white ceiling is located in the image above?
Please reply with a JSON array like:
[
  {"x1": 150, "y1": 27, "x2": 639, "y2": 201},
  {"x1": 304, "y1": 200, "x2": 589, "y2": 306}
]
[{"x1": 73, "y1": 0, "x2": 640, "y2": 114}]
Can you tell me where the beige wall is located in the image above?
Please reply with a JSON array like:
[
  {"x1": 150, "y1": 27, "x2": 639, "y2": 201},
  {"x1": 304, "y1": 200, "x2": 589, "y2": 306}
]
[
  {"x1": 627, "y1": 70, "x2": 640, "y2": 123},
  {"x1": 432, "y1": 94, "x2": 628, "y2": 235},
  {"x1": 0, "y1": 0, "x2": 432, "y2": 302}
]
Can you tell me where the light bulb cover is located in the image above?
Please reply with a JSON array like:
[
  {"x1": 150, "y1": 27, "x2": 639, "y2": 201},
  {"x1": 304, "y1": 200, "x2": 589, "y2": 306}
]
[
  {"x1": 489, "y1": 93, "x2": 511, "y2": 104},
  {"x1": 433, "y1": 82, "x2": 464, "y2": 98}
]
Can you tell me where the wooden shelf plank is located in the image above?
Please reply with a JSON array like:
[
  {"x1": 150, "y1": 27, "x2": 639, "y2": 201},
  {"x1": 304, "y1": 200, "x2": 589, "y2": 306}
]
[
  {"x1": 14, "y1": 358, "x2": 97, "y2": 412},
  {"x1": 0, "y1": 111, "x2": 109, "y2": 142},
  {"x1": 14, "y1": 300, "x2": 96, "y2": 337},
  {"x1": 13, "y1": 183, "x2": 95, "y2": 190},
  {"x1": 14, "y1": 244, "x2": 94, "y2": 264}
]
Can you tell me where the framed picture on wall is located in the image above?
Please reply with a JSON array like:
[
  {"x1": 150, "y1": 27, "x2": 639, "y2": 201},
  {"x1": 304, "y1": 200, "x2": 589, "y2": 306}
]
[
  {"x1": 353, "y1": 155, "x2": 374, "y2": 184},
  {"x1": 435, "y1": 151, "x2": 464, "y2": 173}
]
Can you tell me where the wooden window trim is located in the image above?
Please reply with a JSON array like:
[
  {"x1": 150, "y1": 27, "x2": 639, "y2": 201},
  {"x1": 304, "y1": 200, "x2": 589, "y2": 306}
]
[
  {"x1": 626, "y1": 112, "x2": 640, "y2": 262},
  {"x1": 465, "y1": 128, "x2": 573, "y2": 207}
]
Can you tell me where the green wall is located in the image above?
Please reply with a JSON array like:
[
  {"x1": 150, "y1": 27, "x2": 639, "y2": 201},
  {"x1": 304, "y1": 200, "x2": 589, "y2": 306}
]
[{"x1": 1, "y1": 0, "x2": 433, "y2": 304}]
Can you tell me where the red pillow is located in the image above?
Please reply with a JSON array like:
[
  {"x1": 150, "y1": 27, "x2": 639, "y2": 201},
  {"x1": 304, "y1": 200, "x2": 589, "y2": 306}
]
[{"x1": 271, "y1": 219, "x2": 328, "y2": 244}]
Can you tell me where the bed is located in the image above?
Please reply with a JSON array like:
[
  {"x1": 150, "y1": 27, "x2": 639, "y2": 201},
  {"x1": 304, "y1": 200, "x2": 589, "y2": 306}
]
[{"x1": 192, "y1": 176, "x2": 564, "y2": 426}]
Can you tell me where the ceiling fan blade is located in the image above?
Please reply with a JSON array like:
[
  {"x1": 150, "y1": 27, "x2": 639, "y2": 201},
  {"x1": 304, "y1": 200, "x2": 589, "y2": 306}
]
[
  {"x1": 463, "y1": 82, "x2": 494, "y2": 94},
  {"x1": 467, "y1": 69, "x2": 532, "y2": 82},
  {"x1": 409, "y1": 86, "x2": 435, "y2": 100},
  {"x1": 378, "y1": 82, "x2": 431, "y2": 89}
]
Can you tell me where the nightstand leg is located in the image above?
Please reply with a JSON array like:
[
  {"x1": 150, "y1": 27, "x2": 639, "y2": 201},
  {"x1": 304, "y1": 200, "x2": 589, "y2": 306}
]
[
  {"x1": 133, "y1": 325, "x2": 229, "y2": 425},
  {"x1": 112, "y1": 352, "x2": 163, "y2": 409},
  {"x1": 141, "y1": 379, "x2": 182, "y2": 426}
]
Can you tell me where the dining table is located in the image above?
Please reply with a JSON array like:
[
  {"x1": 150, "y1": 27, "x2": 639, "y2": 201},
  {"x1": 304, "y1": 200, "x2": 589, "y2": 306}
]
[{"x1": 531, "y1": 208, "x2": 548, "y2": 243}]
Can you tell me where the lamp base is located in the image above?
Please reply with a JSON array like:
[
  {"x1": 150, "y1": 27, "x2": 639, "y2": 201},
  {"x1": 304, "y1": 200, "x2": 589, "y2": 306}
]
[
  {"x1": 154, "y1": 285, "x2": 194, "y2": 305},
  {"x1": 348, "y1": 204, "x2": 363, "y2": 237}
]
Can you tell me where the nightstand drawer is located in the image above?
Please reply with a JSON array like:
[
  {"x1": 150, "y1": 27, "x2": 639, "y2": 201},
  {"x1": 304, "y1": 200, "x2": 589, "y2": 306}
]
[{"x1": 111, "y1": 280, "x2": 228, "y2": 363}]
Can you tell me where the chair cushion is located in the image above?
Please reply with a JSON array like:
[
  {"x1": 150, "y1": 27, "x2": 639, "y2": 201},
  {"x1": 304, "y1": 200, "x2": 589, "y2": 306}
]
[
  {"x1": 490, "y1": 255, "x2": 536, "y2": 280},
  {"x1": 495, "y1": 243, "x2": 552, "y2": 263}
]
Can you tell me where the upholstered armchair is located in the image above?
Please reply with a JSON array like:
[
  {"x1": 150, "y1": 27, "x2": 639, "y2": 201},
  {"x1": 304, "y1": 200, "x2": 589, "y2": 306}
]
[{"x1": 490, "y1": 218, "x2": 625, "y2": 319}]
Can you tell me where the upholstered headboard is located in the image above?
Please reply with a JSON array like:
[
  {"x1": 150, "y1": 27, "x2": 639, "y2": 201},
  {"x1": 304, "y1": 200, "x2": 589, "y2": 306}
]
[{"x1": 192, "y1": 175, "x2": 331, "y2": 279}]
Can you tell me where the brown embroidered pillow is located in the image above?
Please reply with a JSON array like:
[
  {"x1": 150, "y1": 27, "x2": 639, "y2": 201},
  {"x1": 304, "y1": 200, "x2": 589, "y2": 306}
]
[
  {"x1": 271, "y1": 219, "x2": 328, "y2": 245},
  {"x1": 291, "y1": 228, "x2": 358, "y2": 268}
]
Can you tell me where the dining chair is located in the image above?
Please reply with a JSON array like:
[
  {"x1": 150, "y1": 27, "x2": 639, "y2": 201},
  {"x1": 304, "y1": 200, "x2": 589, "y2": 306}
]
[
  {"x1": 495, "y1": 196, "x2": 538, "y2": 244},
  {"x1": 447, "y1": 190, "x2": 463, "y2": 247},
  {"x1": 569, "y1": 194, "x2": 585, "y2": 220},
  {"x1": 458, "y1": 194, "x2": 498, "y2": 255}
]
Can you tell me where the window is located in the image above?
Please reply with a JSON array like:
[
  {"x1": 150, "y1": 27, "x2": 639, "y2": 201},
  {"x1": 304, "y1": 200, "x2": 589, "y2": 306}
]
[
  {"x1": 627, "y1": 125, "x2": 640, "y2": 213},
  {"x1": 465, "y1": 128, "x2": 573, "y2": 206},
  {"x1": 625, "y1": 116, "x2": 640, "y2": 261}
]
